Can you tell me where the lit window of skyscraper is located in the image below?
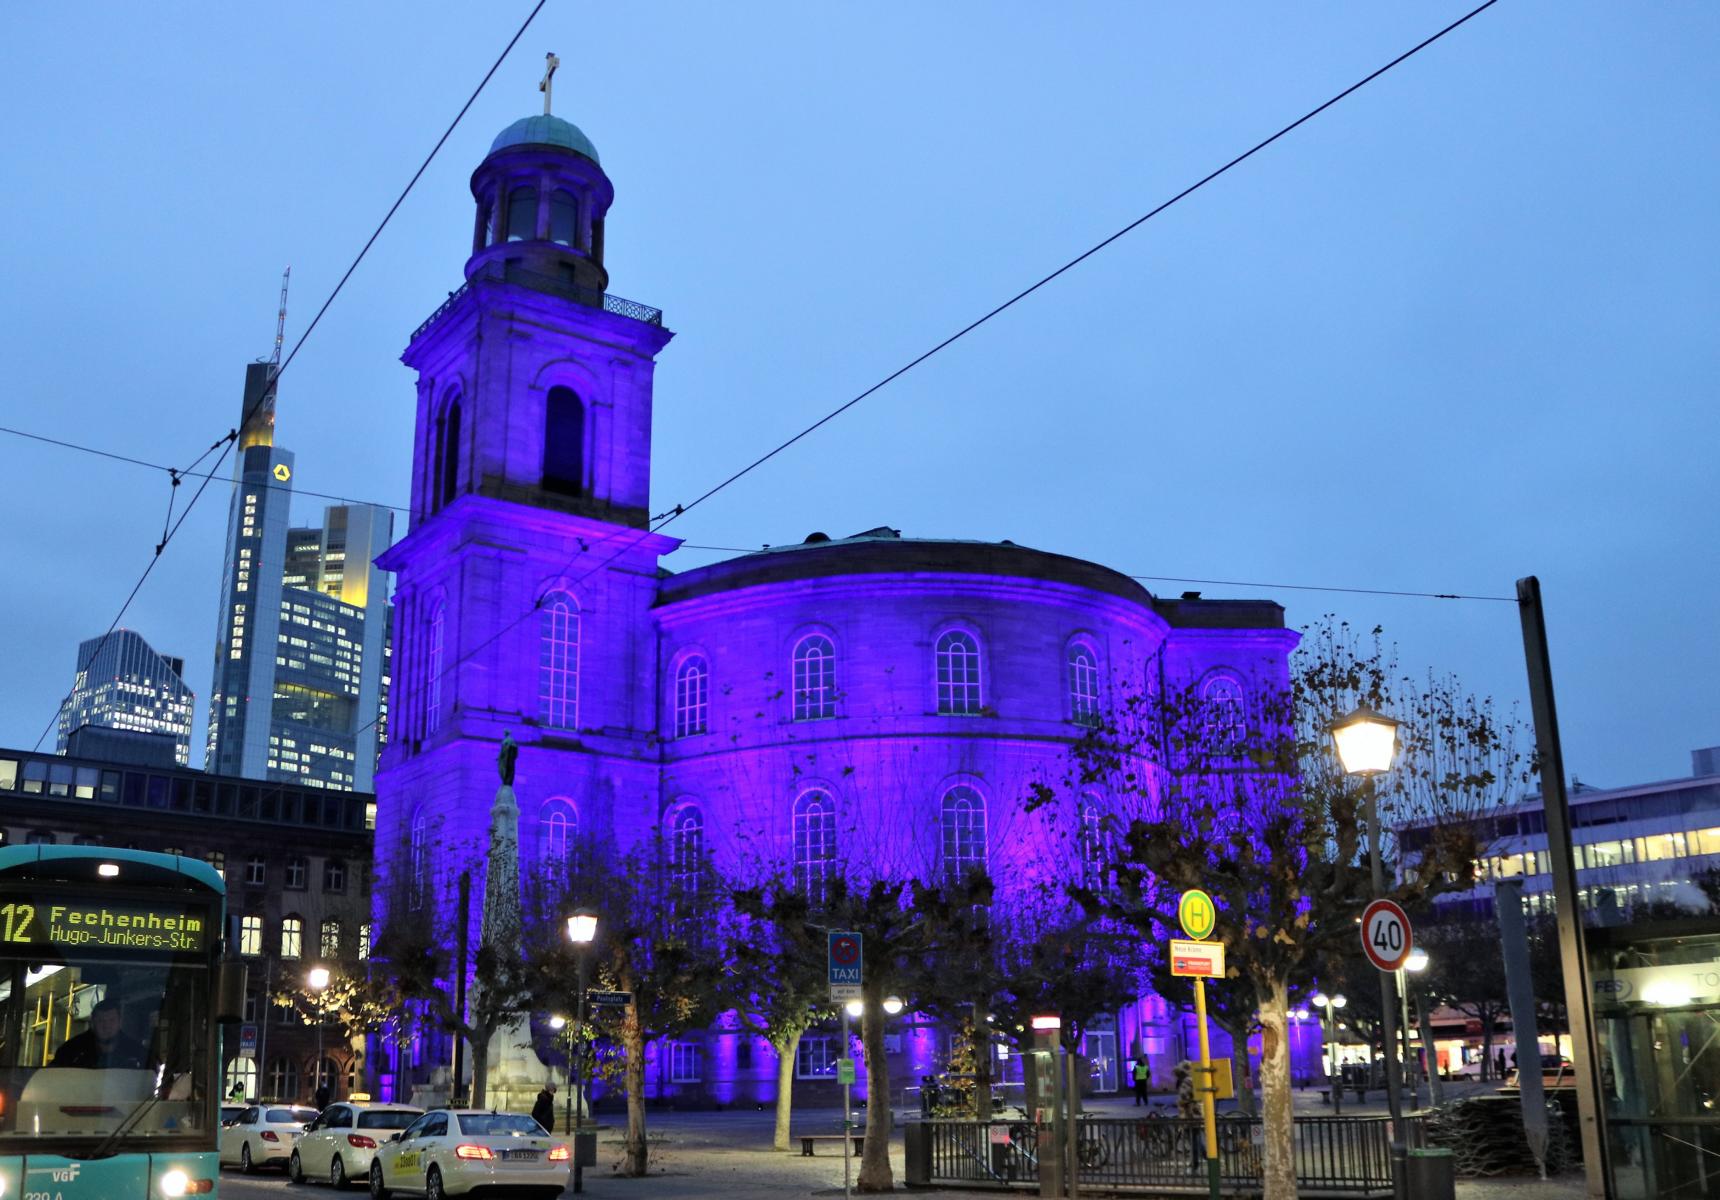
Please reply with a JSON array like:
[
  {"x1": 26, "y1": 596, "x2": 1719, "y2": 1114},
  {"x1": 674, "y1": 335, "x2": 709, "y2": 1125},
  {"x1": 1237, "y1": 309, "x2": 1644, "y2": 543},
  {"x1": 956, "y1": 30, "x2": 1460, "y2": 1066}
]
[{"x1": 56, "y1": 630, "x2": 194, "y2": 766}]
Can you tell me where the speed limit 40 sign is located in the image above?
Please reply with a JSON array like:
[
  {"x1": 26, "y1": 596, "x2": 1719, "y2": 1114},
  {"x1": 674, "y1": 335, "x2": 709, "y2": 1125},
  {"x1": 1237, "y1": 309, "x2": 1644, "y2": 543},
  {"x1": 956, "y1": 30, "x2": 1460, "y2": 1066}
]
[{"x1": 1361, "y1": 898, "x2": 1413, "y2": 971}]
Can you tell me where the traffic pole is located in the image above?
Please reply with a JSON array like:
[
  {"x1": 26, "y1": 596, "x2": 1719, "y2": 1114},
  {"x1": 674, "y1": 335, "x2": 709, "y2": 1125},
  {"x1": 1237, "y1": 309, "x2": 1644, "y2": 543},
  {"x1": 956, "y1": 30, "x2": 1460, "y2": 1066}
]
[
  {"x1": 841, "y1": 1005, "x2": 852, "y2": 1200},
  {"x1": 1194, "y1": 976, "x2": 1220, "y2": 1200}
]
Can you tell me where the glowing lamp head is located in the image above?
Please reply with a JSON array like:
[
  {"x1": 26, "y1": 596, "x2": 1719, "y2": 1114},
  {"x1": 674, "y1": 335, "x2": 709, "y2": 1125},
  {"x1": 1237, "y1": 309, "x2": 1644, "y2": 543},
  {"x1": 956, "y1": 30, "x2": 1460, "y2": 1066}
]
[
  {"x1": 1030, "y1": 1015, "x2": 1061, "y2": 1032},
  {"x1": 1310, "y1": 992, "x2": 1329, "y2": 1009},
  {"x1": 883, "y1": 996, "x2": 904, "y2": 1015},
  {"x1": 1330, "y1": 704, "x2": 1400, "y2": 775},
  {"x1": 1332, "y1": 994, "x2": 1347, "y2": 1009},
  {"x1": 307, "y1": 967, "x2": 331, "y2": 991},
  {"x1": 844, "y1": 999, "x2": 865, "y2": 1018},
  {"x1": 1405, "y1": 947, "x2": 1430, "y2": 973},
  {"x1": 567, "y1": 909, "x2": 599, "y2": 945},
  {"x1": 98, "y1": 863, "x2": 120, "y2": 878},
  {"x1": 548, "y1": 1015, "x2": 567, "y2": 1031},
  {"x1": 1293, "y1": 1009, "x2": 1311, "y2": 1021}
]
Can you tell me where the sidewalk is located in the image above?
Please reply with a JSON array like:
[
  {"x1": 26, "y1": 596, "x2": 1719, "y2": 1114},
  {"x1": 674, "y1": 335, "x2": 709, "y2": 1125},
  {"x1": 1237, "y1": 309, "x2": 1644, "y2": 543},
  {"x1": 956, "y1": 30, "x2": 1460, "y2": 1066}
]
[{"x1": 567, "y1": 1103, "x2": 1585, "y2": 1198}]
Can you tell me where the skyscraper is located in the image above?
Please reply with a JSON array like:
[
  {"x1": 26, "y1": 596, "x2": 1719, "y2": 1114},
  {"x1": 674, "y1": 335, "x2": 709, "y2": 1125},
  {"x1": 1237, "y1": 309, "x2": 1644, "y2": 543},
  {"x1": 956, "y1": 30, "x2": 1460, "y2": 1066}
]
[
  {"x1": 206, "y1": 356, "x2": 394, "y2": 790},
  {"x1": 55, "y1": 629, "x2": 194, "y2": 765}
]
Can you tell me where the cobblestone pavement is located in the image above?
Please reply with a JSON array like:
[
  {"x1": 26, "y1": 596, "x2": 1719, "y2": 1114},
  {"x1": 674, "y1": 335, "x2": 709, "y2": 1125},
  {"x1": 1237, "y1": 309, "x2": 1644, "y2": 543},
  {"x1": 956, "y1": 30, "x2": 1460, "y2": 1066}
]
[{"x1": 218, "y1": 1099, "x2": 1587, "y2": 1198}]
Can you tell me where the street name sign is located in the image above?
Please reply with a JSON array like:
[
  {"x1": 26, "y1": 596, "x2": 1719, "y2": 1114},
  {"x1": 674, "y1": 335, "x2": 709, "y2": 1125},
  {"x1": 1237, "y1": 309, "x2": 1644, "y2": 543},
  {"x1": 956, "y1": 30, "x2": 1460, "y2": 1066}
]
[
  {"x1": 586, "y1": 990, "x2": 633, "y2": 1008},
  {"x1": 829, "y1": 930, "x2": 863, "y2": 1001},
  {"x1": 1169, "y1": 938, "x2": 1225, "y2": 978},
  {"x1": 1178, "y1": 889, "x2": 1216, "y2": 940},
  {"x1": 1361, "y1": 898, "x2": 1412, "y2": 971}
]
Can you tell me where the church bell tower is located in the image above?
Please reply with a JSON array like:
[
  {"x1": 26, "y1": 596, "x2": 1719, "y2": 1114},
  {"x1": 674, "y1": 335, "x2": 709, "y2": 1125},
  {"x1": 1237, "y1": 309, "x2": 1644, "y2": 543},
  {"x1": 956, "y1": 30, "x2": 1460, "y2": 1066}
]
[{"x1": 374, "y1": 88, "x2": 677, "y2": 1062}]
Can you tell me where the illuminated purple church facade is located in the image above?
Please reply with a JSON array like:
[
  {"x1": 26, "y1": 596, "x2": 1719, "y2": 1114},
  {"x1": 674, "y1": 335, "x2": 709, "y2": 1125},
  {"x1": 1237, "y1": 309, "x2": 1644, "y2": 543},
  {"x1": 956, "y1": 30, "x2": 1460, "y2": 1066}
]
[{"x1": 374, "y1": 112, "x2": 1319, "y2": 1106}]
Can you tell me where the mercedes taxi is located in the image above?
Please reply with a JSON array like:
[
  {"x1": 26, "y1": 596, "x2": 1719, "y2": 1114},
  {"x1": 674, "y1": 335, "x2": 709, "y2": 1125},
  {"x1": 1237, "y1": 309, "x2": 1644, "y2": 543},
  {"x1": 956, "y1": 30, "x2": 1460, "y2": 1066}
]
[
  {"x1": 367, "y1": 1108, "x2": 569, "y2": 1198},
  {"x1": 290, "y1": 1101, "x2": 423, "y2": 1188},
  {"x1": 220, "y1": 1103, "x2": 320, "y2": 1172}
]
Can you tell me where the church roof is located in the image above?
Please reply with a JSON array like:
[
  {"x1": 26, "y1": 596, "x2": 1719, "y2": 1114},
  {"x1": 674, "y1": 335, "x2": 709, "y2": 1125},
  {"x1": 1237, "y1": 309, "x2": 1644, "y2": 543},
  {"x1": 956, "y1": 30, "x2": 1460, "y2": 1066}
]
[
  {"x1": 659, "y1": 528, "x2": 1153, "y2": 607},
  {"x1": 489, "y1": 114, "x2": 600, "y2": 164},
  {"x1": 658, "y1": 528, "x2": 1285, "y2": 629}
]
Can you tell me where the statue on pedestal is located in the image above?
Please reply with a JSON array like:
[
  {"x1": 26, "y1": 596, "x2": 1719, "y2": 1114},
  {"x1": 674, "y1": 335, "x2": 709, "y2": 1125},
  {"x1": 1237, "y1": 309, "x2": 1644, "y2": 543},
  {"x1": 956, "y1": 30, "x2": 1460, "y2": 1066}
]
[{"x1": 498, "y1": 731, "x2": 518, "y2": 787}]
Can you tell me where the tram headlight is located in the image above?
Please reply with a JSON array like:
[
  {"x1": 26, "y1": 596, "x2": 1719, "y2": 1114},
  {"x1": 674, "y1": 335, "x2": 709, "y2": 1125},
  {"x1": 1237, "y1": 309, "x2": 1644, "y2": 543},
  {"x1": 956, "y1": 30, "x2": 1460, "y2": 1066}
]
[{"x1": 159, "y1": 1169, "x2": 189, "y2": 1197}]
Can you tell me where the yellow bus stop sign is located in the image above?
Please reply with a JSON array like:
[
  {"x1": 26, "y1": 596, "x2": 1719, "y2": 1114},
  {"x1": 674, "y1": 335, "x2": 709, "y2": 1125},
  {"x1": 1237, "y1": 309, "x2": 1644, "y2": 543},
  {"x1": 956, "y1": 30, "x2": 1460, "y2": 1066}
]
[{"x1": 1179, "y1": 889, "x2": 1216, "y2": 941}]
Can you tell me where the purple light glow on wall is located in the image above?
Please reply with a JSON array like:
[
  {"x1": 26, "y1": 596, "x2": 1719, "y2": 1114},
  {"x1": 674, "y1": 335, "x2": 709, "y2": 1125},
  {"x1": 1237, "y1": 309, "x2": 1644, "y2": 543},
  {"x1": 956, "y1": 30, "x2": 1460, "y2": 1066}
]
[{"x1": 373, "y1": 115, "x2": 1299, "y2": 1105}]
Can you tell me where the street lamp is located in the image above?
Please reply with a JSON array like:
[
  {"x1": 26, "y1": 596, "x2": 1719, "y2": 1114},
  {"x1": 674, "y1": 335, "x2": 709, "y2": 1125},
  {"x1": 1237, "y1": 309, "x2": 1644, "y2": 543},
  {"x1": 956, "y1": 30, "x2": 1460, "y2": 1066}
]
[
  {"x1": 883, "y1": 996, "x2": 904, "y2": 1016},
  {"x1": 566, "y1": 908, "x2": 598, "y2": 1194},
  {"x1": 307, "y1": 967, "x2": 331, "y2": 1107},
  {"x1": 1402, "y1": 947, "x2": 1431, "y2": 1106},
  {"x1": 1310, "y1": 993, "x2": 1346, "y2": 1115},
  {"x1": 1331, "y1": 703, "x2": 1407, "y2": 1180}
]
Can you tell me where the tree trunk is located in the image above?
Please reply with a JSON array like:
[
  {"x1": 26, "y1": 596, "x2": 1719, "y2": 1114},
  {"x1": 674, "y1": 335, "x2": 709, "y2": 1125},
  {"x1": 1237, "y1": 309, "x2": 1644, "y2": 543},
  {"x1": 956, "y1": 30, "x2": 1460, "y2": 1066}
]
[
  {"x1": 973, "y1": 999, "x2": 993, "y2": 1121},
  {"x1": 856, "y1": 978, "x2": 893, "y2": 1192},
  {"x1": 1217, "y1": 1017, "x2": 1257, "y2": 1114},
  {"x1": 469, "y1": 1020, "x2": 491, "y2": 1109},
  {"x1": 1257, "y1": 978, "x2": 1298, "y2": 1200},
  {"x1": 1419, "y1": 1004, "x2": 1444, "y2": 1106},
  {"x1": 622, "y1": 1002, "x2": 649, "y2": 1176},
  {"x1": 772, "y1": 1027, "x2": 803, "y2": 1152},
  {"x1": 1480, "y1": 1016, "x2": 1495, "y2": 1083}
]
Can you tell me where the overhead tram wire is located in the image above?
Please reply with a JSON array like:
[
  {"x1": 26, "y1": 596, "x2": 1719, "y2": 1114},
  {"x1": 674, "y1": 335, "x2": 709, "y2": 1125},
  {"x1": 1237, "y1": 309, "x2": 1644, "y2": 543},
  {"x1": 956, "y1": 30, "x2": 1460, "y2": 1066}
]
[
  {"x1": 641, "y1": 0, "x2": 1504, "y2": 536},
  {"x1": 0, "y1": 425, "x2": 411, "y2": 514},
  {"x1": 26, "y1": 0, "x2": 549, "y2": 753},
  {"x1": 347, "y1": 0, "x2": 1509, "y2": 755}
]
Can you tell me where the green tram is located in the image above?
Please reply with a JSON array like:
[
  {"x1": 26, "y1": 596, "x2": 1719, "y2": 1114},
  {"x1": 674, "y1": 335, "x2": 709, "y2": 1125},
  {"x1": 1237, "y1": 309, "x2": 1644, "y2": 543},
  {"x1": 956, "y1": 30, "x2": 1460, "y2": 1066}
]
[{"x1": 0, "y1": 846, "x2": 241, "y2": 1198}]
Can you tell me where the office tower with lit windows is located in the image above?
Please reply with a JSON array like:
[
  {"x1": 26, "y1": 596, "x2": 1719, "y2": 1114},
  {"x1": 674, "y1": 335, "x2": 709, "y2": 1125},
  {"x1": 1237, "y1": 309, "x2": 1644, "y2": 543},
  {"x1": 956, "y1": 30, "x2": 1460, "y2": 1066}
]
[
  {"x1": 55, "y1": 629, "x2": 195, "y2": 766},
  {"x1": 206, "y1": 358, "x2": 395, "y2": 790}
]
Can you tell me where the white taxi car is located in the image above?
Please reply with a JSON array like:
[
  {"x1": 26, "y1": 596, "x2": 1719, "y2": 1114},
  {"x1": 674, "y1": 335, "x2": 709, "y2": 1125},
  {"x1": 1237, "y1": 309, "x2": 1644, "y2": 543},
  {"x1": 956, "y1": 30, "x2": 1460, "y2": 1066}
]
[
  {"x1": 220, "y1": 1103, "x2": 320, "y2": 1172},
  {"x1": 368, "y1": 1109, "x2": 569, "y2": 1199},
  {"x1": 290, "y1": 1101, "x2": 423, "y2": 1188}
]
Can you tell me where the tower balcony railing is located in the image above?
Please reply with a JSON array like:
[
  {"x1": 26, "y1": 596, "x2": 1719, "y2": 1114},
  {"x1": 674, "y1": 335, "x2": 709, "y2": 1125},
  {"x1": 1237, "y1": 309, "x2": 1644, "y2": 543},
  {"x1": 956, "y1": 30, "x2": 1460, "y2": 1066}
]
[{"x1": 412, "y1": 261, "x2": 664, "y2": 342}]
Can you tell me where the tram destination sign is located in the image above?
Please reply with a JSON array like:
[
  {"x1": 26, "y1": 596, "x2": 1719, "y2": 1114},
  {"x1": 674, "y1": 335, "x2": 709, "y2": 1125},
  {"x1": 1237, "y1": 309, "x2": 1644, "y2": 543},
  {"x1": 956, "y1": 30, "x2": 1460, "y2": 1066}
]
[{"x1": 0, "y1": 894, "x2": 210, "y2": 954}]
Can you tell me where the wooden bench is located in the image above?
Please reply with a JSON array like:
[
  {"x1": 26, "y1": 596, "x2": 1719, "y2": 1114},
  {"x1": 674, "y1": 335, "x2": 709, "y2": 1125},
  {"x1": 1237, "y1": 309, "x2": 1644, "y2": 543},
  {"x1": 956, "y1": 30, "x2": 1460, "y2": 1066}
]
[{"x1": 800, "y1": 1133, "x2": 865, "y2": 1157}]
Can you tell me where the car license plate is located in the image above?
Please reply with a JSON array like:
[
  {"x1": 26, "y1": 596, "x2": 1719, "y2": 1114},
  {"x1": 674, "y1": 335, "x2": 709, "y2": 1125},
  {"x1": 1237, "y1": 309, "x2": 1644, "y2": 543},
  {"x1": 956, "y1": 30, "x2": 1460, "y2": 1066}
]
[{"x1": 501, "y1": 1149, "x2": 540, "y2": 1161}]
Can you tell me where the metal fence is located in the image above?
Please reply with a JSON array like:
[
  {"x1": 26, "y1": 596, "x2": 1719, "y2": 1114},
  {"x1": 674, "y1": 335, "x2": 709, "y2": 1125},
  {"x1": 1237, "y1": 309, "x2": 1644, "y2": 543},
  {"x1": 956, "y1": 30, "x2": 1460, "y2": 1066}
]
[
  {"x1": 411, "y1": 265, "x2": 664, "y2": 343},
  {"x1": 911, "y1": 1114, "x2": 1413, "y2": 1196}
]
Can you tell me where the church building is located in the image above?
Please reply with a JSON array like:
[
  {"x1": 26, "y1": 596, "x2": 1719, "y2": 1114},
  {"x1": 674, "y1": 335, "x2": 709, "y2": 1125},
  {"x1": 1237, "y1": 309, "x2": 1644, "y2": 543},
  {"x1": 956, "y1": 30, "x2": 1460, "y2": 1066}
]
[{"x1": 373, "y1": 105, "x2": 1315, "y2": 1108}]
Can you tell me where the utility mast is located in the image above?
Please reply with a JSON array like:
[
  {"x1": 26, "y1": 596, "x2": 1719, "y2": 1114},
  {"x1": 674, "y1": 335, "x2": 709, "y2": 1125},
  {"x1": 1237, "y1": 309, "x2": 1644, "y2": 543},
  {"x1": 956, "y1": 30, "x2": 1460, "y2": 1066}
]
[{"x1": 271, "y1": 266, "x2": 291, "y2": 367}]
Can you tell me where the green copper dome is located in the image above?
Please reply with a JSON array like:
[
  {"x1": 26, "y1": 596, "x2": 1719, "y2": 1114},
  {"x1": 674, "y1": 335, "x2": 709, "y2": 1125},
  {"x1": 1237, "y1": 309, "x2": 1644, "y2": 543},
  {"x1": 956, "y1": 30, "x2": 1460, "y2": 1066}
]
[{"x1": 489, "y1": 115, "x2": 600, "y2": 164}]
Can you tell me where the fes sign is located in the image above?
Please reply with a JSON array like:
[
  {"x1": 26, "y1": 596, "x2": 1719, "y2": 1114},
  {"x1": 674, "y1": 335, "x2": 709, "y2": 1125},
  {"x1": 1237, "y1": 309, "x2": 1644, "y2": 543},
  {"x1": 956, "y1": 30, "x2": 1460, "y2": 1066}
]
[
  {"x1": 1361, "y1": 898, "x2": 1413, "y2": 972},
  {"x1": 1178, "y1": 889, "x2": 1216, "y2": 941}
]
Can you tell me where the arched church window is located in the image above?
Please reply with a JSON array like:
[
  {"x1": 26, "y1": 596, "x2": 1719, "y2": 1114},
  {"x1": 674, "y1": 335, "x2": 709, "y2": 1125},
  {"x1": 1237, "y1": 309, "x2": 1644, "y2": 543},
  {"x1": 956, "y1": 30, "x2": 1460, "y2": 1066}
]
[
  {"x1": 792, "y1": 636, "x2": 836, "y2": 721},
  {"x1": 1078, "y1": 792, "x2": 1105, "y2": 888},
  {"x1": 936, "y1": 631, "x2": 982, "y2": 716},
  {"x1": 426, "y1": 603, "x2": 445, "y2": 734},
  {"x1": 1202, "y1": 675, "x2": 1248, "y2": 751},
  {"x1": 675, "y1": 656, "x2": 708, "y2": 738},
  {"x1": 940, "y1": 785, "x2": 987, "y2": 881},
  {"x1": 436, "y1": 397, "x2": 461, "y2": 511},
  {"x1": 540, "y1": 799, "x2": 580, "y2": 876},
  {"x1": 506, "y1": 186, "x2": 537, "y2": 242},
  {"x1": 538, "y1": 591, "x2": 579, "y2": 730},
  {"x1": 549, "y1": 189, "x2": 578, "y2": 247},
  {"x1": 542, "y1": 386, "x2": 584, "y2": 497},
  {"x1": 669, "y1": 804, "x2": 704, "y2": 900},
  {"x1": 408, "y1": 809, "x2": 430, "y2": 909},
  {"x1": 793, "y1": 790, "x2": 837, "y2": 906},
  {"x1": 1068, "y1": 643, "x2": 1101, "y2": 727}
]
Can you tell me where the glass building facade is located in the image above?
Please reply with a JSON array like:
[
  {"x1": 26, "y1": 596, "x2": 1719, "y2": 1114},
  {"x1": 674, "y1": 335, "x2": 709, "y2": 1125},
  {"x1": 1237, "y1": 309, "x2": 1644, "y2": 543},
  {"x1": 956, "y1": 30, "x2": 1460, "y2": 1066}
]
[
  {"x1": 55, "y1": 628, "x2": 194, "y2": 766},
  {"x1": 205, "y1": 360, "x2": 394, "y2": 790}
]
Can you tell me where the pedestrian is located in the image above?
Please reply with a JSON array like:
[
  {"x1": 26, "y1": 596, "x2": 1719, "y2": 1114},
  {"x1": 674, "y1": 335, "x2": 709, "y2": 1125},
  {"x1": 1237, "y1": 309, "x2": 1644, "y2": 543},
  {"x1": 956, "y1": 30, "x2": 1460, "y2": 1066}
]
[
  {"x1": 1131, "y1": 1056, "x2": 1151, "y2": 1106},
  {"x1": 314, "y1": 1080, "x2": 331, "y2": 1112},
  {"x1": 1495, "y1": 1049, "x2": 1506, "y2": 1079},
  {"x1": 532, "y1": 1081, "x2": 558, "y2": 1132},
  {"x1": 228, "y1": 1079, "x2": 247, "y2": 1104}
]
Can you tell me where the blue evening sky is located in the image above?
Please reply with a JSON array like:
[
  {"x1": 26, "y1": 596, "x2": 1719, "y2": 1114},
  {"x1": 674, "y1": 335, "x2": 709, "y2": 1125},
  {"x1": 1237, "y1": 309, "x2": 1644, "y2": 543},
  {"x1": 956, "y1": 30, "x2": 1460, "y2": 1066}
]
[{"x1": 1, "y1": 3, "x2": 1714, "y2": 786}]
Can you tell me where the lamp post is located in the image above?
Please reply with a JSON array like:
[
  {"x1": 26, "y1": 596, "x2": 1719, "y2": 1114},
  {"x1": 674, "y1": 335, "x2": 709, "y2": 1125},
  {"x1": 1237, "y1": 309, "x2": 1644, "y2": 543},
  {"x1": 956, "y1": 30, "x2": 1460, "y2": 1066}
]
[
  {"x1": 307, "y1": 966, "x2": 330, "y2": 1106},
  {"x1": 566, "y1": 909, "x2": 598, "y2": 1194},
  {"x1": 1401, "y1": 946, "x2": 1430, "y2": 1107},
  {"x1": 1331, "y1": 704, "x2": 1407, "y2": 1191},
  {"x1": 1311, "y1": 992, "x2": 1346, "y2": 1115}
]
